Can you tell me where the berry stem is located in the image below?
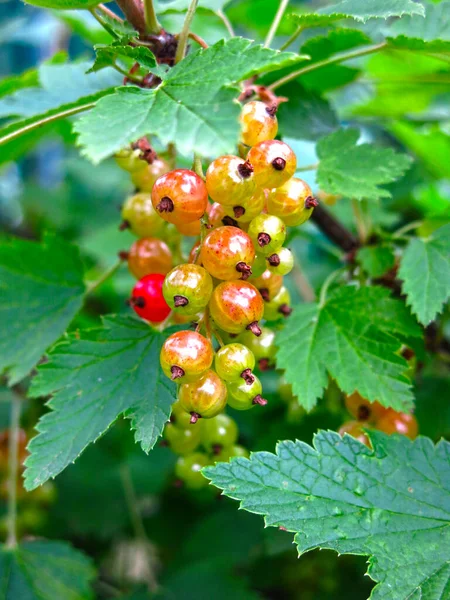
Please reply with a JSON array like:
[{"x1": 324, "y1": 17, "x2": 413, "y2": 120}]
[
  {"x1": 188, "y1": 31, "x2": 208, "y2": 49},
  {"x1": 264, "y1": 0, "x2": 290, "y2": 48},
  {"x1": 216, "y1": 9, "x2": 234, "y2": 37},
  {"x1": 174, "y1": 0, "x2": 199, "y2": 64},
  {"x1": 143, "y1": 0, "x2": 161, "y2": 34},
  {"x1": 192, "y1": 153, "x2": 205, "y2": 180},
  {"x1": 278, "y1": 25, "x2": 303, "y2": 51},
  {"x1": 6, "y1": 393, "x2": 20, "y2": 549},
  {"x1": 86, "y1": 260, "x2": 122, "y2": 296},
  {"x1": 115, "y1": 0, "x2": 146, "y2": 34}
]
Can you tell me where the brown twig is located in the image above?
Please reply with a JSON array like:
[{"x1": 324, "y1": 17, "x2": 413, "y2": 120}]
[
  {"x1": 188, "y1": 32, "x2": 208, "y2": 49},
  {"x1": 311, "y1": 204, "x2": 359, "y2": 253}
]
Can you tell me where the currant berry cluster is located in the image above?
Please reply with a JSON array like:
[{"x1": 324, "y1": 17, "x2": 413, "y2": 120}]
[
  {"x1": 116, "y1": 99, "x2": 318, "y2": 471},
  {"x1": 339, "y1": 391, "x2": 419, "y2": 446},
  {"x1": 164, "y1": 405, "x2": 247, "y2": 489}
]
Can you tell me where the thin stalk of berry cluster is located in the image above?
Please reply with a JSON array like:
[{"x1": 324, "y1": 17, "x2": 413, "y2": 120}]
[
  {"x1": 86, "y1": 260, "x2": 122, "y2": 295},
  {"x1": 192, "y1": 153, "x2": 205, "y2": 179},
  {"x1": 188, "y1": 32, "x2": 208, "y2": 49},
  {"x1": 279, "y1": 25, "x2": 303, "y2": 51},
  {"x1": 6, "y1": 394, "x2": 21, "y2": 548},
  {"x1": 319, "y1": 267, "x2": 346, "y2": 308},
  {"x1": 264, "y1": 0, "x2": 290, "y2": 48},
  {"x1": 216, "y1": 9, "x2": 234, "y2": 37},
  {"x1": 269, "y1": 42, "x2": 388, "y2": 91},
  {"x1": 174, "y1": 0, "x2": 199, "y2": 64},
  {"x1": 143, "y1": 0, "x2": 161, "y2": 34},
  {"x1": 120, "y1": 464, "x2": 148, "y2": 541},
  {"x1": 392, "y1": 220, "x2": 423, "y2": 239},
  {"x1": 89, "y1": 8, "x2": 121, "y2": 38},
  {"x1": 98, "y1": 3, "x2": 123, "y2": 23}
]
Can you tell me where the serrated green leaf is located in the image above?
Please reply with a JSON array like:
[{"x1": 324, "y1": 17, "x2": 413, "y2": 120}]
[
  {"x1": 357, "y1": 245, "x2": 396, "y2": 278},
  {"x1": 22, "y1": 0, "x2": 102, "y2": 9},
  {"x1": 24, "y1": 316, "x2": 177, "y2": 490},
  {"x1": 399, "y1": 224, "x2": 450, "y2": 325},
  {"x1": 0, "y1": 234, "x2": 85, "y2": 385},
  {"x1": 0, "y1": 540, "x2": 95, "y2": 599},
  {"x1": 319, "y1": 0, "x2": 425, "y2": 22},
  {"x1": 75, "y1": 38, "x2": 307, "y2": 163},
  {"x1": 0, "y1": 62, "x2": 121, "y2": 149},
  {"x1": 88, "y1": 41, "x2": 157, "y2": 74},
  {"x1": 388, "y1": 1, "x2": 450, "y2": 52},
  {"x1": 316, "y1": 129, "x2": 413, "y2": 200},
  {"x1": 204, "y1": 431, "x2": 450, "y2": 600},
  {"x1": 276, "y1": 285, "x2": 421, "y2": 411}
]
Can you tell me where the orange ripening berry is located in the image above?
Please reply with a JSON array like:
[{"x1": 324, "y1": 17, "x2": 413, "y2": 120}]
[
  {"x1": 201, "y1": 226, "x2": 255, "y2": 281},
  {"x1": 247, "y1": 140, "x2": 296, "y2": 189},
  {"x1": 240, "y1": 101, "x2": 278, "y2": 147},
  {"x1": 160, "y1": 330, "x2": 214, "y2": 383},
  {"x1": 338, "y1": 420, "x2": 371, "y2": 447},
  {"x1": 206, "y1": 155, "x2": 255, "y2": 207},
  {"x1": 209, "y1": 280, "x2": 264, "y2": 335},
  {"x1": 267, "y1": 177, "x2": 318, "y2": 226},
  {"x1": 377, "y1": 410, "x2": 418, "y2": 439},
  {"x1": 151, "y1": 169, "x2": 208, "y2": 226},
  {"x1": 344, "y1": 392, "x2": 387, "y2": 423},
  {"x1": 131, "y1": 158, "x2": 171, "y2": 192},
  {"x1": 126, "y1": 238, "x2": 173, "y2": 279},
  {"x1": 178, "y1": 370, "x2": 228, "y2": 423}
]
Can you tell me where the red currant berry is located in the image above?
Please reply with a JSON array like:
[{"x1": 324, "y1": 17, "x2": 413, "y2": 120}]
[
  {"x1": 247, "y1": 140, "x2": 296, "y2": 188},
  {"x1": 131, "y1": 158, "x2": 171, "y2": 192},
  {"x1": 130, "y1": 274, "x2": 171, "y2": 323},
  {"x1": 239, "y1": 326, "x2": 276, "y2": 370},
  {"x1": 213, "y1": 444, "x2": 249, "y2": 462},
  {"x1": 250, "y1": 269, "x2": 283, "y2": 302},
  {"x1": 121, "y1": 193, "x2": 166, "y2": 238},
  {"x1": 227, "y1": 375, "x2": 267, "y2": 410},
  {"x1": 240, "y1": 101, "x2": 278, "y2": 147},
  {"x1": 175, "y1": 452, "x2": 209, "y2": 489},
  {"x1": 115, "y1": 148, "x2": 146, "y2": 173},
  {"x1": 163, "y1": 264, "x2": 213, "y2": 313},
  {"x1": 160, "y1": 331, "x2": 213, "y2": 383},
  {"x1": 215, "y1": 343, "x2": 256, "y2": 383},
  {"x1": 377, "y1": 410, "x2": 418, "y2": 439},
  {"x1": 178, "y1": 370, "x2": 228, "y2": 423},
  {"x1": 223, "y1": 189, "x2": 266, "y2": 224},
  {"x1": 344, "y1": 392, "x2": 387, "y2": 423},
  {"x1": 126, "y1": 238, "x2": 173, "y2": 279},
  {"x1": 267, "y1": 178, "x2": 318, "y2": 226},
  {"x1": 338, "y1": 420, "x2": 371, "y2": 447},
  {"x1": 209, "y1": 281, "x2": 264, "y2": 336},
  {"x1": 264, "y1": 286, "x2": 292, "y2": 321},
  {"x1": 248, "y1": 214, "x2": 286, "y2": 256},
  {"x1": 201, "y1": 414, "x2": 238, "y2": 452},
  {"x1": 267, "y1": 247, "x2": 294, "y2": 276},
  {"x1": 151, "y1": 169, "x2": 208, "y2": 226},
  {"x1": 206, "y1": 156, "x2": 255, "y2": 207},
  {"x1": 201, "y1": 226, "x2": 255, "y2": 281},
  {"x1": 164, "y1": 422, "x2": 201, "y2": 454}
]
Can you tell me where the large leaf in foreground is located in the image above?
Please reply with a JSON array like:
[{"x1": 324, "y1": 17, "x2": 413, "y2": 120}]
[
  {"x1": 0, "y1": 540, "x2": 95, "y2": 599},
  {"x1": 24, "y1": 316, "x2": 176, "y2": 490},
  {"x1": 0, "y1": 235, "x2": 85, "y2": 385},
  {"x1": 317, "y1": 129, "x2": 412, "y2": 200},
  {"x1": 76, "y1": 38, "x2": 306, "y2": 162},
  {"x1": 399, "y1": 224, "x2": 450, "y2": 325},
  {"x1": 276, "y1": 286, "x2": 421, "y2": 411},
  {"x1": 204, "y1": 431, "x2": 450, "y2": 600}
]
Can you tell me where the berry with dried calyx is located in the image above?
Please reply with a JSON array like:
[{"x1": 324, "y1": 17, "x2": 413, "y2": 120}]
[
  {"x1": 215, "y1": 343, "x2": 256, "y2": 383},
  {"x1": 239, "y1": 326, "x2": 276, "y2": 370},
  {"x1": 247, "y1": 140, "x2": 296, "y2": 189},
  {"x1": 115, "y1": 147, "x2": 147, "y2": 173},
  {"x1": 344, "y1": 392, "x2": 387, "y2": 423},
  {"x1": 206, "y1": 155, "x2": 255, "y2": 207},
  {"x1": 151, "y1": 169, "x2": 208, "y2": 226},
  {"x1": 248, "y1": 214, "x2": 286, "y2": 256},
  {"x1": 163, "y1": 264, "x2": 213, "y2": 313},
  {"x1": 121, "y1": 192, "x2": 167, "y2": 238},
  {"x1": 178, "y1": 370, "x2": 228, "y2": 423},
  {"x1": 130, "y1": 274, "x2": 171, "y2": 323},
  {"x1": 267, "y1": 177, "x2": 318, "y2": 226},
  {"x1": 267, "y1": 247, "x2": 294, "y2": 276},
  {"x1": 126, "y1": 238, "x2": 173, "y2": 279},
  {"x1": 227, "y1": 375, "x2": 267, "y2": 411},
  {"x1": 209, "y1": 281, "x2": 264, "y2": 335},
  {"x1": 240, "y1": 100, "x2": 278, "y2": 147},
  {"x1": 250, "y1": 269, "x2": 283, "y2": 302},
  {"x1": 170, "y1": 400, "x2": 194, "y2": 429},
  {"x1": 160, "y1": 330, "x2": 213, "y2": 383},
  {"x1": 201, "y1": 226, "x2": 255, "y2": 281},
  {"x1": 263, "y1": 286, "x2": 292, "y2": 321}
]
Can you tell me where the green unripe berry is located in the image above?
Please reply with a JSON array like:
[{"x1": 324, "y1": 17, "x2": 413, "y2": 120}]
[
  {"x1": 170, "y1": 400, "x2": 194, "y2": 428},
  {"x1": 267, "y1": 247, "x2": 294, "y2": 276},
  {"x1": 115, "y1": 148, "x2": 147, "y2": 173},
  {"x1": 251, "y1": 254, "x2": 267, "y2": 278},
  {"x1": 227, "y1": 375, "x2": 267, "y2": 411},
  {"x1": 264, "y1": 286, "x2": 292, "y2": 321},
  {"x1": 175, "y1": 452, "x2": 210, "y2": 489},
  {"x1": 201, "y1": 414, "x2": 238, "y2": 452},
  {"x1": 248, "y1": 214, "x2": 286, "y2": 256},
  {"x1": 163, "y1": 264, "x2": 213, "y2": 313},
  {"x1": 239, "y1": 327, "x2": 276, "y2": 370},
  {"x1": 164, "y1": 422, "x2": 201, "y2": 454},
  {"x1": 215, "y1": 343, "x2": 255, "y2": 383},
  {"x1": 213, "y1": 444, "x2": 249, "y2": 462}
]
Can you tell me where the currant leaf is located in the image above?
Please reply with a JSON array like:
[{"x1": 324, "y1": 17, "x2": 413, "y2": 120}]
[
  {"x1": 204, "y1": 431, "x2": 450, "y2": 600},
  {"x1": 24, "y1": 316, "x2": 177, "y2": 490},
  {"x1": 75, "y1": 38, "x2": 307, "y2": 162},
  {"x1": 0, "y1": 234, "x2": 85, "y2": 385},
  {"x1": 356, "y1": 245, "x2": 396, "y2": 278},
  {"x1": 388, "y1": 1, "x2": 450, "y2": 52},
  {"x1": 0, "y1": 540, "x2": 95, "y2": 599},
  {"x1": 399, "y1": 224, "x2": 450, "y2": 325},
  {"x1": 316, "y1": 128, "x2": 413, "y2": 201},
  {"x1": 21, "y1": 0, "x2": 101, "y2": 8},
  {"x1": 275, "y1": 286, "x2": 421, "y2": 411},
  {"x1": 88, "y1": 41, "x2": 157, "y2": 74}
]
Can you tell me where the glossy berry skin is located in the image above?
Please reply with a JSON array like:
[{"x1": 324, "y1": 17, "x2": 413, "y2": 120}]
[
  {"x1": 121, "y1": 193, "x2": 167, "y2": 238},
  {"x1": 338, "y1": 420, "x2": 370, "y2": 446},
  {"x1": 377, "y1": 410, "x2": 418, "y2": 439},
  {"x1": 209, "y1": 281, "x2": 264, "y2": 335},
  {"x1": 344, "y1": 392, "x2": 387, "y2": 423},
  {"x1": 170, "y1": 400, "x2": 194, "y2": 429},
  {"x1": 251, "y1": 254, "x2": 267, "y2": 278},
  {"x1": 201, "y1": 226, "x2": 255, "y2": 281},
  {"x1": 178, "y1": 370, "x2": 228, "y2": 422},
  {"x1": 215, "y1": 343, "x2": 255, "y2": 382},
  {"x1": 131, "y1": 158, "x2": 171, "y2": 192},
  {"x1": 267, "y1": 247, "x2": 294, "y2": 276},
  {"x1": 208, "y1": 202, "x2": 231, "y2": 229},
  {"x1": 175, "y1": 453, "x2": 209, "y2": 489},
  {"x1": 250, "y1": 269, "x2": 283, "y2": 302},
  {"x1": 223, "y1": 189, "x2": 266, "y2": 224},
  {"x1": 264, "y1": 286, "x2": 292, "y2": 321},
  {"x1": 240, "y1": 101, "x2": 278, "y2": 147},
  {"x1": 239, "y1": 326, "x2": 276, "y2": 369},
  {"x1": 151, "y1": 169, "x2": 208, "y2": 226},
  {"x1": 131, "y1": 274, "x2": 171, "y2": 323},
  {"x1": 227, "y1": 375, "x2": 266, "y2": 410},
  {"x1": 201, "y1": 414, "x2": 238, "y2": 452},
  {"x1": 115, "y1": 148, "x2": 146, "y2": 173},
  {"x1": 164, "y1": 422, "x2": 201, "y2": 454},
  {"x1": 267, "y1": 178, "x2": 317, "y2": 226},
  {"x1": 248, "y1": 214, "x2": 286, "y2": 256},
  {"x1": 160, "y1": 331, "x2": 213, "y2": 383},
  {"x1": 163, "y1": 264, "x2": 213, "y2": 313},
  {"x1": 214, "y1": 444, "x2": 249, "y2": 462},
  {"x1": 206, "y1": 156, "x2": 255, "y2": 207},
  {"x1": 176, "y1": 219, "x2": 201, "y2": 236},
  {"x1": 127, "y1": 238, "x2": 173, "y2": 279},
  {"x1": 247, "y1": 140, "x2": 297, "y2": 189}
]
